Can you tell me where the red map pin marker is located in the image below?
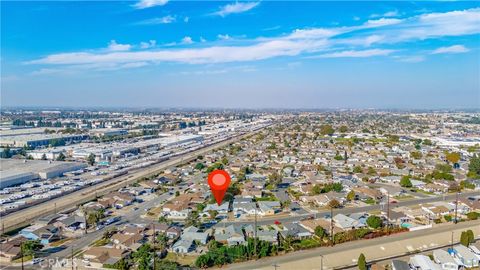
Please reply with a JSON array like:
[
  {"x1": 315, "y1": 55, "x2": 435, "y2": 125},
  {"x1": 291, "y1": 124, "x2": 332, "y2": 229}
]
[{"x1": 208, "y1": 169, "x2": 231, "y2": 206}]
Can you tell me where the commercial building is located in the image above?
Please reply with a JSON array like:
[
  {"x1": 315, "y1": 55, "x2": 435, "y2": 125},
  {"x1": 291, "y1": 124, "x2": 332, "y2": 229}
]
[{"x1": 0, "y1": 159, "x2": 87, "y2": 188}]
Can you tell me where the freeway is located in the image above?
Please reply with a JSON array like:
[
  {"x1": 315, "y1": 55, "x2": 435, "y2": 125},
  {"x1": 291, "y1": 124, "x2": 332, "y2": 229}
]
[
  {"x1": 1, "y1": 124, "x2": 270, "y2": 233},
  {"x1": 226, "y1": 219, "x2": 480, "y2": 270},
  {"x1": 217, "y1": 191, "x2": 480, "y2": 227}
]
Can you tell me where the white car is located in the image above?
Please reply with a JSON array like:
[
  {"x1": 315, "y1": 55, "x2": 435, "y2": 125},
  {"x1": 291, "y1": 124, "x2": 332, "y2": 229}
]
[{"x1": 32, "y1": 258, "x2": 44, "y2": 264}]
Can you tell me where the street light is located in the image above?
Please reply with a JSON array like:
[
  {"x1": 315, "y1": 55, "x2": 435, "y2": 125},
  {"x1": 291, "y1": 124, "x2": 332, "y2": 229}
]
[{"x1": 272, "y1": 263, "x2": 280, "y2": 270}]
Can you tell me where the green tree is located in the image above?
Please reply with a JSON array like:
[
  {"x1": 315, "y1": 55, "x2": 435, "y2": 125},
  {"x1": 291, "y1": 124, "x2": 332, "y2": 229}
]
[
  {"x1": 320, "y1": 125, "x2": 335, "y2": 136},
  {"x1": 467, "y1": 212, "x2": 479, "y2": 220},
  {"x1": 56, "y1": 152, "x2": 66, "y2": 161},
  {"x1": 314, "y1": 226, "x2": 325, "y2": 238},
  {"x1": 468, "y1": 155, "x2": 480, "y2": 178},
  {"x1": 328, "y1": 199, "x2": 341, "y2": 209},
  {"x1": 195, "y1": 254, "x2": 211, "y2": 268},
  {"x1": 41, "y1": 153, "x2": 47, "y2": 160},
  {"x1": 346, "y1": 190, "x2": 355, "y2": 201},
  {"x1": 400, "y1": 176, "x2": 412, "y2": 188},
  {"x1": 21, "y1": 240, "x2": 43, "y2": 257},
  {"x1": 467, "y1": 229, "x2": 475, "y2": 245},
  {"x1": 358, "y1": 253, "x2": 367, "y2": 270},
  {"x1": 339, "y1": 125, "x2": 348, "y2": 133},
  {"x1": 195, "y1": 162, "x2": 205, "y2": 170},
  {"x1": 0, "y1": 147, "x2": 12, "y2": 158},
  {"x1": 87, "y1": 153, "x2": 96, "y2": 165},
  {"x1": 410, "y1": 151, "x2": 422, "y2": 159},
  {"x1": 366, "y1": 215, "x2": 383, "y2": 229},
  {"x1": 446, "y1": 152, "x2": 461, "y2": 164},
  {"x1": 460, "y1": 231, "x2": 469, "y2": 247},
  {"x1": 353, "y1": 166, "x2": 362, "y2": 173}
]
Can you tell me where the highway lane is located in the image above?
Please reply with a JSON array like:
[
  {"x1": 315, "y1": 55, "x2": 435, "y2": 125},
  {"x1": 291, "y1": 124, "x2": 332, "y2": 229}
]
[
  {"x1": 226, "y1": 219, "x2": 480, "y2": 270},
  {"x1": 1, "y1": 125, "x2": 270, "y2": 233},
  {"x1": 217, "y1": 191, "x2": 480, "y2": 227}
]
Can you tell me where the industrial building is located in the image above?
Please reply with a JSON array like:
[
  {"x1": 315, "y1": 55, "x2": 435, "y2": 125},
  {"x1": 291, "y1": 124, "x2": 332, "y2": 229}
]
[{"x1": 0, "y1": 159, "x2": 87, "y2": 188}]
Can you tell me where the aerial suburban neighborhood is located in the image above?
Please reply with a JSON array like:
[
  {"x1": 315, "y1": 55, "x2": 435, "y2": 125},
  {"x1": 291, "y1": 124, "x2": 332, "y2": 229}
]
[
  {"x1": 1, "y1": 110, "x2": 479, "y2": 269},
  {"x1": 2, "y1": 0, "x2": 480, "y2": 269}
]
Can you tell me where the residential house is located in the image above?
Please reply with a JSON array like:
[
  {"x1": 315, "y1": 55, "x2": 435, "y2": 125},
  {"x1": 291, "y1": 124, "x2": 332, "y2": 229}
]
[
  {"x1": 391, "y1": 260, "x2": 410, "y2": 270},
  {"x1": 0, "y1": 236, "x2": 28, "y2": 261},
  {"x1": 172, "y1": 238, "x2": 194, "y2": 254},
  {"x1": 452, "y1": 245, "x2": 479, "y2": 268},
  {"x1": 20, "y1": 224, "x2": 61, "y2": 245},
  {"x1": 214, "y1": 225, "x2": 245, "y2": 246},
  {"x1": 333, "y1": 214, "x2": 365, "y2": 230},
  {"x1": 55, "y1": 215, "x2": 86, "y2": 233},
  {"x1": 180, "y1": 226, "x2": 209, "y2": 245},
  {"x1": 432, "y1": 249, "x2": 459, "y2": 270},
  {"x1": 409, "y1": 255, "x2": 441, "y2": 270},
  {"x1": 279, "y1": 222, "x2": 312, "y2": 239},
  {"x1": 83, "y1": 247, "x2": 130, "y2": 269}
]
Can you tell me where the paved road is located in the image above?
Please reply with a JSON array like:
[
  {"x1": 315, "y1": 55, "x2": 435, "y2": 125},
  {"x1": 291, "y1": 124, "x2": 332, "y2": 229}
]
[
  {"x1": 46, "y1": 191, "x2": 174, "y2": 261},
  {"x1": 1, "y1": 125, "x2": 270, "y2": 233},
  {"x1": 217, "y1": 191, "x2": 480, "y2": 227},
  {"x1": 226, "y1": 219, "x2": 480, "y2": 270}
]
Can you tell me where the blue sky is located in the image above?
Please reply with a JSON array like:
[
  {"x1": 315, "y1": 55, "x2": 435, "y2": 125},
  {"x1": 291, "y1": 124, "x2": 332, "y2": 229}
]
[{"x1": 1, "y1": 1, "x2": 479, "y2": 109}]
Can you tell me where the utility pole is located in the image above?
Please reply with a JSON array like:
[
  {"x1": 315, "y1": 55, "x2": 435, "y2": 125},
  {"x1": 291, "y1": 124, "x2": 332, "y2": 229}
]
[
  {"x1": 152, "y1": 223, "x2": 156, "y2": 270},
  {"x1": 21, "y1": 244, "x2": 24, "y2": 270},
  {"x1": 330, "y1": 207, "x2": 334, "y2": 246},
  {"x1": 272, "y1": 263, "x2": 280, "y2": 270},
  {"x1": 454, "y1": 192, "x2": 459, "y2": 224},
  {"x1": 320, "y1": 254, "x2": 324, "y2": 270},
  {"x1": 451, "y1": 231, "x2": 454, "y2": 250},
  {"x1": 387, "y1": 192, "x2": 390, "y2": 234},
  {"x1": 82, "y1": 207, "x2": 88, "y2": 235},
  {"x1": 54, "y1": 202, "x2": 57, "y2": 214},
  {"x1": 71, "y1": 245, "x2": 74, "y2": 270},
  {"x1": 254, "y1": 206, "x2": 258, "y2": 260}
]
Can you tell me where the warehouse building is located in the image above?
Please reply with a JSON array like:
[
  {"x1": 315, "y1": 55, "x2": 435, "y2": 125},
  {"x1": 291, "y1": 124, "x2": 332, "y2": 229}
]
[{"x1": 0, "y1": 159, "x2": 87, "y2": 188}]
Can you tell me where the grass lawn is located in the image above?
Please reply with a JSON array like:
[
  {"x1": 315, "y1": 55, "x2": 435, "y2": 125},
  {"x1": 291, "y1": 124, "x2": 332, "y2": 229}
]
[
  {"x1": 12, "y1": 255, "x2": 33, "y2": 263},
  {"x1": 393, "y1": 195, "x2": 414, "y2": 201},
  {"x1": 50, "y1": 238, "x2": 71, "y2": 247},
  {"x1": 92, "y1": 238, "x2": 109, "y2": 247},
  {"x1": 165, "y1": 252, "x2": 197, "y2": 266}
]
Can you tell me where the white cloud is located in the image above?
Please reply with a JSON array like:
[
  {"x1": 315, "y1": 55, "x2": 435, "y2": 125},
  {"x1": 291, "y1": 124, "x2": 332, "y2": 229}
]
[
  {"x1": 396, "y1": 55, "x2": 426, "y2": 63},
  {"x1": 137, "y1": 15, "x2": 175, "y2": 25},
  {"x1": 181, "y1": 36, "x2": 193, "y2": 44},
  {"x1": 431, "y1": 45, "x2": 470, "y2": 54},
  {"x1": 27, "y1": 8, "x2": 480, "y2": 70},
  {"x1": 184, "y1": 17, "x2": 189, "y2": 23},
  {"x1": 217, "y1": 34, "x2": 231, "y2": 40},
  {"x1": 108, "y1": 40, "x2": 132, "y2": 51},
  {"x1": 213, "y1": 2, "x2": 259, "y2": 17},
  {"x1": 140, "y1": 40, "x2": 157, "y2": 49},
  {"x1": 311, "y1": 49, "x2": 396, "y2": 58},
  {"x1": 133, "y1": 0, "x2": 168, "y2": 9},
  {"x1": 370, "y1": 10, "x2": 400, "y2": 18},
  {"x1": 200, "y1": 37, "x2": 207, "y2": 43},
  {"x1": 364, "y1": 18, "x2": 403, "y2": 27},
  {"x1": 388, "y1": 8, "x2": 480, "y2": 42}
]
